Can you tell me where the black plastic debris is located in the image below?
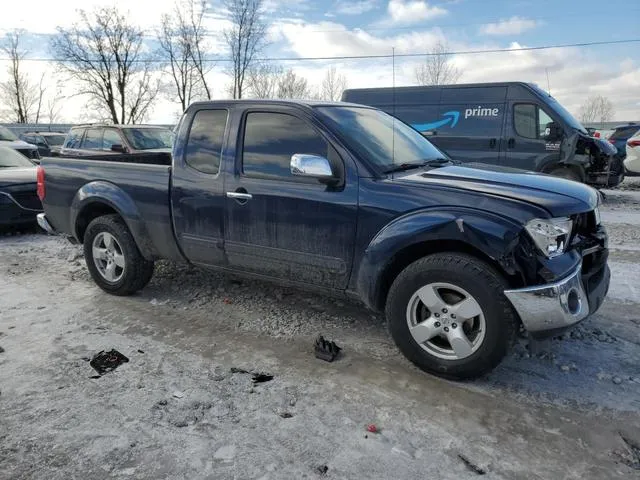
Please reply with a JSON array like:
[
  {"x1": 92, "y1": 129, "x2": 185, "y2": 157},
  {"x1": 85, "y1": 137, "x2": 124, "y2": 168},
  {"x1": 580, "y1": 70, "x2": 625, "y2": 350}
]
[
  {"x1": 457, "y1": 454, "x2": 486, "y2": 475},
  {"x1": 0, "y1": 346, "x2": 5, "y2": 354},
  {"x1": 252, "y1": 373, "x2": 274, "y2": 384},
  {"x1": 315, "y1": 465, "x2": 329, "y2": 476},
  {"x1": 314, "y1": 336, "x2": 341, "y2": 362},
  {"x1": 89, "y1": 349, "x2": 129, "y2": 376}
]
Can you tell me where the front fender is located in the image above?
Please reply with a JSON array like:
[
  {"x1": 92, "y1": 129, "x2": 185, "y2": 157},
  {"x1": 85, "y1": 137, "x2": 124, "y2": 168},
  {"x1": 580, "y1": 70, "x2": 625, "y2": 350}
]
[
  {"x1": 71, "y1": 181, "x2": 157, "y2": 259},
  {"x1": 355, "y1": 207, "x2": 524, "y2": 310}
]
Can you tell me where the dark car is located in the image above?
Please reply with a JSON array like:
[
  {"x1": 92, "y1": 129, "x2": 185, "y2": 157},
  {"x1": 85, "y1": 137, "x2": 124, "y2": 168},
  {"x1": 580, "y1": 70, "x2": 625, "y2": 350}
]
[
  {"x1": 37, "y1": 100, "x2": 609, "y2": 380},
  {"x1": 607, "y1": 123, "x2": 640, "y2": 158},
  {"x1": 20, "y1": 132, "x2": 67, "y2": 158},
  {"x1": 0, "y1": 125, "x2": 40, "y2": 162},
  {"x1": 0, "y1": 145, "x2": 42, "y2": 228},
  {"x1": 342, "y1": 82, "x2": 622, "y2": 187},
  {"x1": 60, "y1": 124, "x2": 173, "y2": 164}
]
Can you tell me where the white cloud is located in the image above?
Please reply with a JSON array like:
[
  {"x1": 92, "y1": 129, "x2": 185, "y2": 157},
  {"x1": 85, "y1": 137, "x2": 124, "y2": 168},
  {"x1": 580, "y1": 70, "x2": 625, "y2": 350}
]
[
  {"x1": 334, "y1": 0, "x2": 379, "y2": 15},
  {"x1": 479, "y1": 16, "x2": 538, "y2": 36},
  {"x1": 387, "y1": 0, "x2": 447, "y2": 25}
]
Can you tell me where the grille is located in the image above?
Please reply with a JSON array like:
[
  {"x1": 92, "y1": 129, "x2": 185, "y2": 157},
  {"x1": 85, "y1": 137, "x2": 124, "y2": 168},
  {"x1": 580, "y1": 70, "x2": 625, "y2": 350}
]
[{"x1": 11, "y1": 191, "x2": 42, "y2": 210}]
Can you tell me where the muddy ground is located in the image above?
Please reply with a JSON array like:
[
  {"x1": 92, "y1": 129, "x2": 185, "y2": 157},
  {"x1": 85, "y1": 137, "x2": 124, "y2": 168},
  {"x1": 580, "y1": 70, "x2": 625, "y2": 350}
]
[{"x1": 1, "y1": 180, "x2": 640, "y2": 479}]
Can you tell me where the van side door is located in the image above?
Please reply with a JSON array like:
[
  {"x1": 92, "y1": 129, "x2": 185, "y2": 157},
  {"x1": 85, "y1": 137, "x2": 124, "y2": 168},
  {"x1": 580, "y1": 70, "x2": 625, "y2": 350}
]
[
  {"x1": 503, "y1": 102, "x2": 560, "y2": 172},
  {"x1": 429, "y1": 87, "x2": 506, "y2": 165}
]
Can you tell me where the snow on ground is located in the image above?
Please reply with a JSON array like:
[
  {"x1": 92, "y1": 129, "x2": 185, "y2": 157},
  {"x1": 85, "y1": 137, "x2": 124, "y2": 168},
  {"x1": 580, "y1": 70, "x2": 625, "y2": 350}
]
[{"x1": 1, "y1": 180, "x2": 640, "y2": 479}]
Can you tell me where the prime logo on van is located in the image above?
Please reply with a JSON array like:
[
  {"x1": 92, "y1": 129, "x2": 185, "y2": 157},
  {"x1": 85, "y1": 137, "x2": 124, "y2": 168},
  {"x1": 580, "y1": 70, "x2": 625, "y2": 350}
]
[{"x1": 465, "y1": 106, "x2": 500, "y2": 119}]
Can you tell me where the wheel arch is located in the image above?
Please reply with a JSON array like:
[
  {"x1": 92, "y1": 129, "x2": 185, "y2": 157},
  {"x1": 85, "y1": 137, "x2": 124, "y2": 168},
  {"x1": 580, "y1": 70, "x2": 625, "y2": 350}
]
[{"x1": 71, "y1": 181, "x2": 157, "y2": 260}]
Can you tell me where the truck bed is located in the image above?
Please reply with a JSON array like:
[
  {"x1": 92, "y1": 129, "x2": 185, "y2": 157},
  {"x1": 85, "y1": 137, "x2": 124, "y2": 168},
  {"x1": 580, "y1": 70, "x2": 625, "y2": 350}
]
[{"x1": 41, "y1": 157, "x2": 183, "y2": 261}]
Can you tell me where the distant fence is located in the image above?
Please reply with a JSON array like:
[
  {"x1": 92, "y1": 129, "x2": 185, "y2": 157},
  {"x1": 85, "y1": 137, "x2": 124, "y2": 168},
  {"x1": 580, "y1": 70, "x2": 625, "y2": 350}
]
[
  {"x1": 1, "y1": 123, "x2": 176, "y2": 136},
  {"x1": 1, "y1": 123, "x2": 75, "y2": 135}
]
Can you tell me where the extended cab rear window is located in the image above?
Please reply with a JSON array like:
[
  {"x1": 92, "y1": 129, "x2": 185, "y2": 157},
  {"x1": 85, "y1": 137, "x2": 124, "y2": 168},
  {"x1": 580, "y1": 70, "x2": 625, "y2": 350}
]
[{"x1": 185, "y1": 109, "x2": 228, "y2": 175}]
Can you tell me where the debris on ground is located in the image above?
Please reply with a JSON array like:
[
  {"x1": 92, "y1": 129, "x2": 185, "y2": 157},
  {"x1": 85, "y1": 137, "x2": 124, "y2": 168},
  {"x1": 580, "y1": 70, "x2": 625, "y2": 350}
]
[
  {"x1": 137, "y1": 349, "x2": 145, "y2": 354},
  {"x1": 89, "y1": 349, "x2": 129, "y2": 376},
  {"x1": 0, "y1": 346, "x2": 5, "y2": 353},
  {"x1": 252, "y1": 373, "x2": 273, "y2": 384},
  {"x1": 278, "y1": 411, "x2": 293, "y2": 418},
  {"x1": 457, "y1": 453, "x2": 486, "y2": 475},
  {"x1": 617, "y1": 434, "x2": 640, "y2": 470},
  {"x1": 315, "y1": 464, "x2": 329, "y2": 476},
  {"x1": 172, "y1": 391, "x2": 185, "y2": 399},
  {"x1": 366, "y1": 424, "x2": 378, "y2": 433},
  {"x1": 613, "y1": 376, "x2": 623, "y2": 385},
  {"x1": 314, "y1": 336, "x2": 341, "y2": 362}
]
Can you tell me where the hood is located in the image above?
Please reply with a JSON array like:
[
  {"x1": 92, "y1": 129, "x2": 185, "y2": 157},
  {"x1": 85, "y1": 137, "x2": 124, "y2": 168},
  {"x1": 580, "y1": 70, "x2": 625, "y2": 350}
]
[
  {"x1": 0, "y1": 167, "x2": 37, "y2": 188},
  {"x1": 0, "y1": 139, "x2": 38, "y2": 150},
  {"x1": 395, "y1": 163, "x2": 599, "y2": 217}
]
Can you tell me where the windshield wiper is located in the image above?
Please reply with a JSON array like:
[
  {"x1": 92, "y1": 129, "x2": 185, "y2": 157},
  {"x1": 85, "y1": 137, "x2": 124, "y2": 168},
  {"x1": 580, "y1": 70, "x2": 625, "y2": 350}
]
[{"x1": 384, "y1": 158, "x2": 454, "y2": 174}]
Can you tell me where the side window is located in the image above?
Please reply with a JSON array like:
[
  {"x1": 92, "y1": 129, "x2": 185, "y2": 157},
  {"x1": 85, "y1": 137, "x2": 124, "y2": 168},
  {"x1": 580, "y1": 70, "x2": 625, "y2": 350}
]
[
  {"x1": 64, "y1": 129, "x2": 83, "y2": 149},
  {"x1": 514, "y1": 104, "x2": 537, "y2": 139},
  {"x1": 185, "y1": 109, "x2": 228, "y2": 175},
  {"x1": 81, "y1": 128, "x2": 103, "y2": 150},
  {"x1": 103, "y1": 129, "x2": 123, "y2": 150},
  {"x1": 438, "y1": 103, "x2": 504, "y2": 137},
  {"x1": 242, "y1": 112, "x2": 328, "y2": 179},
  {"x1": 538, "y1": 109, "x2": 554, "y2": 139}
]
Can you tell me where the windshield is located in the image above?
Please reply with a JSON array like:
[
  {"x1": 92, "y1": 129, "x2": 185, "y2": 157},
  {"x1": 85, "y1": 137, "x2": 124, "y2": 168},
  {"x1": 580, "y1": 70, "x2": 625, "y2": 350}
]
[
  {"x1": 122, "y1": 128, "x2": 173, "y2": 150},
  {"x1": 45, "y1": 135, "x2": 66, "y2": 146},
  {"x1": 0, "y1": 126, "x2": 18, "y2": 141},
  {"x1": 315, "y1": 106, "x2": 448, "y2": 172},
  {"x1": 0, "y1": 146, "x2": 34, "y2": 167},
  {"x1": 530, "y1": 84, "x2": 587, "y2": 134}
]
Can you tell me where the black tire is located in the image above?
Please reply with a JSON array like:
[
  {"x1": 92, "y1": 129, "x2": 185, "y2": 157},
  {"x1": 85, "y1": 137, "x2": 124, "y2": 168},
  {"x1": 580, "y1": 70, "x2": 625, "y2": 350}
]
[
  {"x1": 385, "y1": 253, "x2": 517, "y2": 380},
  {"x1": 83, "y1": 214, "x2": 154, "y2": 296},
  {"x1": 548, "y1": 166, "x2": 582, "y2": 183}
]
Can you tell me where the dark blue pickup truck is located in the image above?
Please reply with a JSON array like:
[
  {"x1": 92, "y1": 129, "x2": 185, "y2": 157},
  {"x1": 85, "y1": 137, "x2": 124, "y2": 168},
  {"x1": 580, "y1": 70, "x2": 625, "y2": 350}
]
[{"x1": 36, "y1": 100, "x2": 610, "y2": 379}]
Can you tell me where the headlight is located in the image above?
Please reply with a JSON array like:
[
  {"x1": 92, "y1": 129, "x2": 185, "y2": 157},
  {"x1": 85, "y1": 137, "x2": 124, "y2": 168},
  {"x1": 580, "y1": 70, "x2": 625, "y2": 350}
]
[{"x1": 525, "y1": 217, "x2": 573, "y2": 258}]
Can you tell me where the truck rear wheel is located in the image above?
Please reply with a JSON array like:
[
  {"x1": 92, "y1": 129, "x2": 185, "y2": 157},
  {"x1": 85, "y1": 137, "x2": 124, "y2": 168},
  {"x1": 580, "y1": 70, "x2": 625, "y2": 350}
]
[
  {"x1": 385, "y1": 253, "x2": 517, "y2": 380},
  {"x1": 83, "y1": 214, "x2": 155, "y2": 296}
]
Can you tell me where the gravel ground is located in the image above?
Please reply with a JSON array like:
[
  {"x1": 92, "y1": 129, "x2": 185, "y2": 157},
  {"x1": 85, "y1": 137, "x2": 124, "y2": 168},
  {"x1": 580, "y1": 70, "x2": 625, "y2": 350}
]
[{"x1": 1, "y1": 180, "x2": 640, "y2": 479}]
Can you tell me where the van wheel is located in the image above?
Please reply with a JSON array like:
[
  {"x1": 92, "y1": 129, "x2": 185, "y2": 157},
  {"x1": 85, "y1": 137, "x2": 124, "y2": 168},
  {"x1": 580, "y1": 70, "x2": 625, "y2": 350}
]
[
  {"x1": 84, "y1": 214, "x2": 155, "y2": 296},
  {"x1": 548, "y1": 166, "x2": 582, "y2": 182},
  {"x1": 385, "y1": 253, "x2": 517, "y2": 380}
]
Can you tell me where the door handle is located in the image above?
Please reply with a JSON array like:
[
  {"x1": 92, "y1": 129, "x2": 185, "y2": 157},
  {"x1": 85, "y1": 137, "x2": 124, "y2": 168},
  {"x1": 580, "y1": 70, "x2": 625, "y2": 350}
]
[
  {"x1": 489, "y1": 138, "x2": 497, "y2": 149},
  {"x1": 226, "y1": 191, "x2": 253, "y2": 201},
  {"x1": 508, "y1": 138, "x2": 515, "y2": 149}
]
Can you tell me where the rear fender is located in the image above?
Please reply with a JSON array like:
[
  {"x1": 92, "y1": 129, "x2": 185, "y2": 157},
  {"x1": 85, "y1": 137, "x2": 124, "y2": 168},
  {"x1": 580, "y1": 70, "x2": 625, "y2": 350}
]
[
  {"x1": 356, "y1": 208, "x2": 524, "y2": 310},
  {"x1": 71, "y1": 181, "x2": 157, "y2": 259}
]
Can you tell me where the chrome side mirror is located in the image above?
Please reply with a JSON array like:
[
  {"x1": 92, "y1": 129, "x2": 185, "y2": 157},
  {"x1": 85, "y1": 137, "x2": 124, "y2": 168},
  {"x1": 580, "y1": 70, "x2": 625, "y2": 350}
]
[{"x1": 290, "y1": 154, "x2": 333, "y2": 179}]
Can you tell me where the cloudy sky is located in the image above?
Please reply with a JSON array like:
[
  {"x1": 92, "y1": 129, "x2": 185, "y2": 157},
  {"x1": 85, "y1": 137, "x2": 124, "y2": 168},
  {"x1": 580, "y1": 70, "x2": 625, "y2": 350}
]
[{"x1": 1, "y1": 0, "x2": 639, "y2": 123}]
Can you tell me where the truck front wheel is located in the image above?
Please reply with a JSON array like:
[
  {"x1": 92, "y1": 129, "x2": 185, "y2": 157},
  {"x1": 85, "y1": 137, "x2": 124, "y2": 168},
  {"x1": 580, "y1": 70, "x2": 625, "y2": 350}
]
[
  {"x1": 84, "y1": 214, "x2": 155, "y2": 296},
  {"x1": 385, "y1": 253, "x2": 517, "y2": 380}
]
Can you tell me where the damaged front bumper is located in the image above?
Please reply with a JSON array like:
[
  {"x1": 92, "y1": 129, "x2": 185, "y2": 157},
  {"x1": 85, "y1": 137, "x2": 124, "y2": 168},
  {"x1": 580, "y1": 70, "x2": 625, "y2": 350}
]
[{"x1": 504, "y1": 260, "x2": 610, "y2": 338}]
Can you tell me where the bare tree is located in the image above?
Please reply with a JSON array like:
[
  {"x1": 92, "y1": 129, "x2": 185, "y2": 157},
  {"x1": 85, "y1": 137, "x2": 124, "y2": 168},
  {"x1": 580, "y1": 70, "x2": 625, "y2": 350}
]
[
  {"x1": 0, "y1": 30, "x2": 42, "y2": 123},
  {"x1": 224, "y1": 0, "x2": 267, "y2": 99},
  {"x1": 579, "y1": 95, "x2": 614, "y2": 127},
  {"x1": 50, "y1": 7, "x2": 159, "y2": 124},
  {"x1": 276, "y1": 69, "x2": 311, "y2": 99},
  {"x1": 158, "y1": 0, "x2": 211, "y2": 110},
  {"x1": 247, "y1": 63, "x2": 282, "y2": 98},
  {"x1": 414, "y1": 41, "x2": 462, "y2": 86},
  {"x1": 45, "y1": 85, "x2": 64, "y2": 124},
  {"x1": 320, "y1": 66, "x2": 348, "y2": 101}
]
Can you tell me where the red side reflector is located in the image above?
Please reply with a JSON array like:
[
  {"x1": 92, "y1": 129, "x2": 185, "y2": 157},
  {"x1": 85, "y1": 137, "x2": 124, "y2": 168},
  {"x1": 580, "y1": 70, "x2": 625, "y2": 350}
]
[
  {"x1": 594, "y1": 132, "x2": 600, "y2": 138},
  {"x1": 628, "y1": 140, "x2": 640, "y2": 148},
  {"x1": 36, "y1": 166, "x2": 45, "y2": 201}
]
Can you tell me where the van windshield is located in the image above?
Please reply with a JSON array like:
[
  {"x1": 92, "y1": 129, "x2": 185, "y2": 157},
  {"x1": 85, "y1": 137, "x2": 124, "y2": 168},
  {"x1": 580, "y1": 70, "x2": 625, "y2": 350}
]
[
  {"x1": 315, "y1": 106, "x2": 448, "y2": 172},
  {"x1": 530, "y1": 84, "x2": 587, "y2": 134}
]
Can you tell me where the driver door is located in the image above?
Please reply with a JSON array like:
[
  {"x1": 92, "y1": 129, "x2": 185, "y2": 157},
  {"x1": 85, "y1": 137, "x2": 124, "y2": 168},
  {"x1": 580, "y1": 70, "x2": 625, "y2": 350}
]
[{"x1": 224, "y1": 108, "x2": 358, "y2": 289}]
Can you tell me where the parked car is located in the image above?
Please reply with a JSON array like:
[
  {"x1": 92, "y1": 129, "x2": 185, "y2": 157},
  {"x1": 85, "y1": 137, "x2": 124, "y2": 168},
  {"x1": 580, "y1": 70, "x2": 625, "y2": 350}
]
[
  {"x1": 342, "y1": 82, "x2": 622, "y2": 187},
  {"x1": 36, "y1": 100, "x2": 610, "y2": 380},
  {"x1": 0, "y1": 125, "x2": 40, "y2": 162},
  {"x1": 624, "y1": 130, "x2": 640, "y2": 175},
  {"x1": 19, "y1": 132, "x2": 67, "y2": 157},
  {"x1": 608, "y1": 123, "x2": 640, "y2": 159},
  {"x1": 60, "y1": 124, "x2": 173, "y2": 165},
  {"x1": 0, "y1": 145, "x2": 42, "y2": 228}
]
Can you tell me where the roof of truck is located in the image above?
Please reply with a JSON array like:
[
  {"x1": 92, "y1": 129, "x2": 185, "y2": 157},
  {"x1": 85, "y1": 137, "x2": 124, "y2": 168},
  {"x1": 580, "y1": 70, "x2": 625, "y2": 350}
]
[
  {"x1": 343, "y1": 81, "x2": 533, "y2": 93},
  {"x1": 188, "y1": 99, "x2": 369, "y2": 109}
]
